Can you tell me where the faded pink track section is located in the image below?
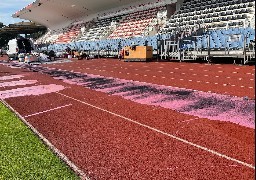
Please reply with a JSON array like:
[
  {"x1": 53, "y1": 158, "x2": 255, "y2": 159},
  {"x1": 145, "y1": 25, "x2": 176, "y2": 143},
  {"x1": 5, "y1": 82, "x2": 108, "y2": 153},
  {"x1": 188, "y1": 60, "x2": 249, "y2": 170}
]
[{"x1": 0, "y1": 59, "x2": 255, "y2": 179}]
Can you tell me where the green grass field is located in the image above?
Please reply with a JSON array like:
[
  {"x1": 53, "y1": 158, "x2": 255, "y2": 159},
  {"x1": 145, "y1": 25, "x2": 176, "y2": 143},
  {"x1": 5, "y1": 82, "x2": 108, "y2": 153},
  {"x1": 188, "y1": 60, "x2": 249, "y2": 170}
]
[{"x1": 0, "y1": 102, "x2": 80, "y2": 180}]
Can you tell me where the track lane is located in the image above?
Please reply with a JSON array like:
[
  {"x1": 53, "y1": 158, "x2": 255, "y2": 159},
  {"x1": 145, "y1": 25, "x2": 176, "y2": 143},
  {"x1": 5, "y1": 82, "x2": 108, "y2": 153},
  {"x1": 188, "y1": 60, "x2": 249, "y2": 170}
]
[
  {"x1": 22, "y1": 99, "x2": 254, "y2": 179},
  {"x1": 1, "y1": 61, "x2": 254, "y2": 179}
]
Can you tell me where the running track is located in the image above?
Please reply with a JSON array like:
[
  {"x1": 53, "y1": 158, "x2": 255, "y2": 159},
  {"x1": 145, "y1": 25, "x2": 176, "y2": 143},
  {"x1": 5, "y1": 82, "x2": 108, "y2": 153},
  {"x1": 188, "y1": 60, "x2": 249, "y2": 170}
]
[{"x1": 0, "y1": 57, "x2": 255, "y2": 179}]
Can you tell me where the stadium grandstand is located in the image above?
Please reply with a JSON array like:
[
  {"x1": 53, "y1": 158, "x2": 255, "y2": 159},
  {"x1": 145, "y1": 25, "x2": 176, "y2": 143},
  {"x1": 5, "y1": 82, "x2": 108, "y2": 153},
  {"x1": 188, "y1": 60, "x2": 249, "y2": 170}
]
[{"x1": 12, "y1": 0, "x2": 255, "y2": 64}]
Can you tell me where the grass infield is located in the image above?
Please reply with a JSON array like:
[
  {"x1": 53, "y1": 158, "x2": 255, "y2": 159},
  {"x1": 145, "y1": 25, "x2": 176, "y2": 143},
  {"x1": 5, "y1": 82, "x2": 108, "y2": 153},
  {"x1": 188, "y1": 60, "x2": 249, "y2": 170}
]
[{"x1": 0, "y1": 102, "x2": 79, "y2": 180}]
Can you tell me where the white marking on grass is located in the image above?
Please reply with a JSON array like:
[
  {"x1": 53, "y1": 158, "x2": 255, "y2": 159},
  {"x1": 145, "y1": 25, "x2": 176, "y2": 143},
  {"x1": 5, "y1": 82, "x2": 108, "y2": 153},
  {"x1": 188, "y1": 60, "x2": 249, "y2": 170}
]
[{"x1": 56, "y1": 92, "x2": 255, "y2": 170}]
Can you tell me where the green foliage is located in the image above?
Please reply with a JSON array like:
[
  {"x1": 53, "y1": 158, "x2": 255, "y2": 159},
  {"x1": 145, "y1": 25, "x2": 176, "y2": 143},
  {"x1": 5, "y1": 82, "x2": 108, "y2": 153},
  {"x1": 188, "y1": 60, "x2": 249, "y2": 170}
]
[{"x1": 0, "y1": 103, "x2": 79, "y2": 180}]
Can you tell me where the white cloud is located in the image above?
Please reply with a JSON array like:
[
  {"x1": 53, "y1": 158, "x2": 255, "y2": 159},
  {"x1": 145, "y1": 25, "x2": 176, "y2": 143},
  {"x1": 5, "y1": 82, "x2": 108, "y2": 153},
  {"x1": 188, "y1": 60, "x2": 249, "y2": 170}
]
[{"x1": 0, "y1": 0, "x2": 34, "y2": 25}]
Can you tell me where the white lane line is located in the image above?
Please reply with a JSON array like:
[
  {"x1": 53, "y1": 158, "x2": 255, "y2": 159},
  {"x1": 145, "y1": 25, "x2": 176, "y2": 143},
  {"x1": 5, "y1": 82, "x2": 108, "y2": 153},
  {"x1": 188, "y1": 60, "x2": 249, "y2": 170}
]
[
  {"x1": 24, "y1": 104, "x2": 72, "y2": 118},
  {"x1": 179, "y1": 118, "x2": 200, "y2": 124},
  {"x1": 56, "y1": 92, "x2": 255, "y2": 170}
]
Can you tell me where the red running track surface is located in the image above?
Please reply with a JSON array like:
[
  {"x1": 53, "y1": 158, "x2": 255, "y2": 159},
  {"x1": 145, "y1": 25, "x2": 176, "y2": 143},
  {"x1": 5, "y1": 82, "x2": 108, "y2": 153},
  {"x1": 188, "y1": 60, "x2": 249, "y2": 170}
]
[{"x1": 0, "y1": 59, "x2": 255, "y2": 179}]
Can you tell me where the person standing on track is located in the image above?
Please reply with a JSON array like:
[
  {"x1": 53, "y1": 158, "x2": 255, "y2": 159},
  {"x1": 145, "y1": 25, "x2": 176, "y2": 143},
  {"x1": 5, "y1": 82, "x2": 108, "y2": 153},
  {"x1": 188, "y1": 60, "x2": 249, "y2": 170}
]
[
  {"x1": 0, "y1": 47, "x2": 3, "y2": 57},
  {"x1": 119, "y1": 48, "x2": 124, "y2": 61}
]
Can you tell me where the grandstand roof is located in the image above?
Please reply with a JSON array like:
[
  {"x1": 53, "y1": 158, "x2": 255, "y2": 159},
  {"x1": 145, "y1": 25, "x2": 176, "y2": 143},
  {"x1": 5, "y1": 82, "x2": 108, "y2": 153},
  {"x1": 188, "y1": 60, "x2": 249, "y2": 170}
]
[
  {"x1": 12, "y1": 0, "x2": 148, "y2": 29},
  {"x1": 0, "y1": 21, "x2": 46, "y2": 35}
]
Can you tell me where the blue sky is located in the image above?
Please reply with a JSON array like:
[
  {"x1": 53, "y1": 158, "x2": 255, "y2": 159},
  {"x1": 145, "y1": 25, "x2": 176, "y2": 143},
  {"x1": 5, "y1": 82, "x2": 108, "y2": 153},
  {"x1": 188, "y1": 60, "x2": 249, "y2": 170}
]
[{"x1": 0, "y1": 0, "x2": 33, "y2": 26}]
